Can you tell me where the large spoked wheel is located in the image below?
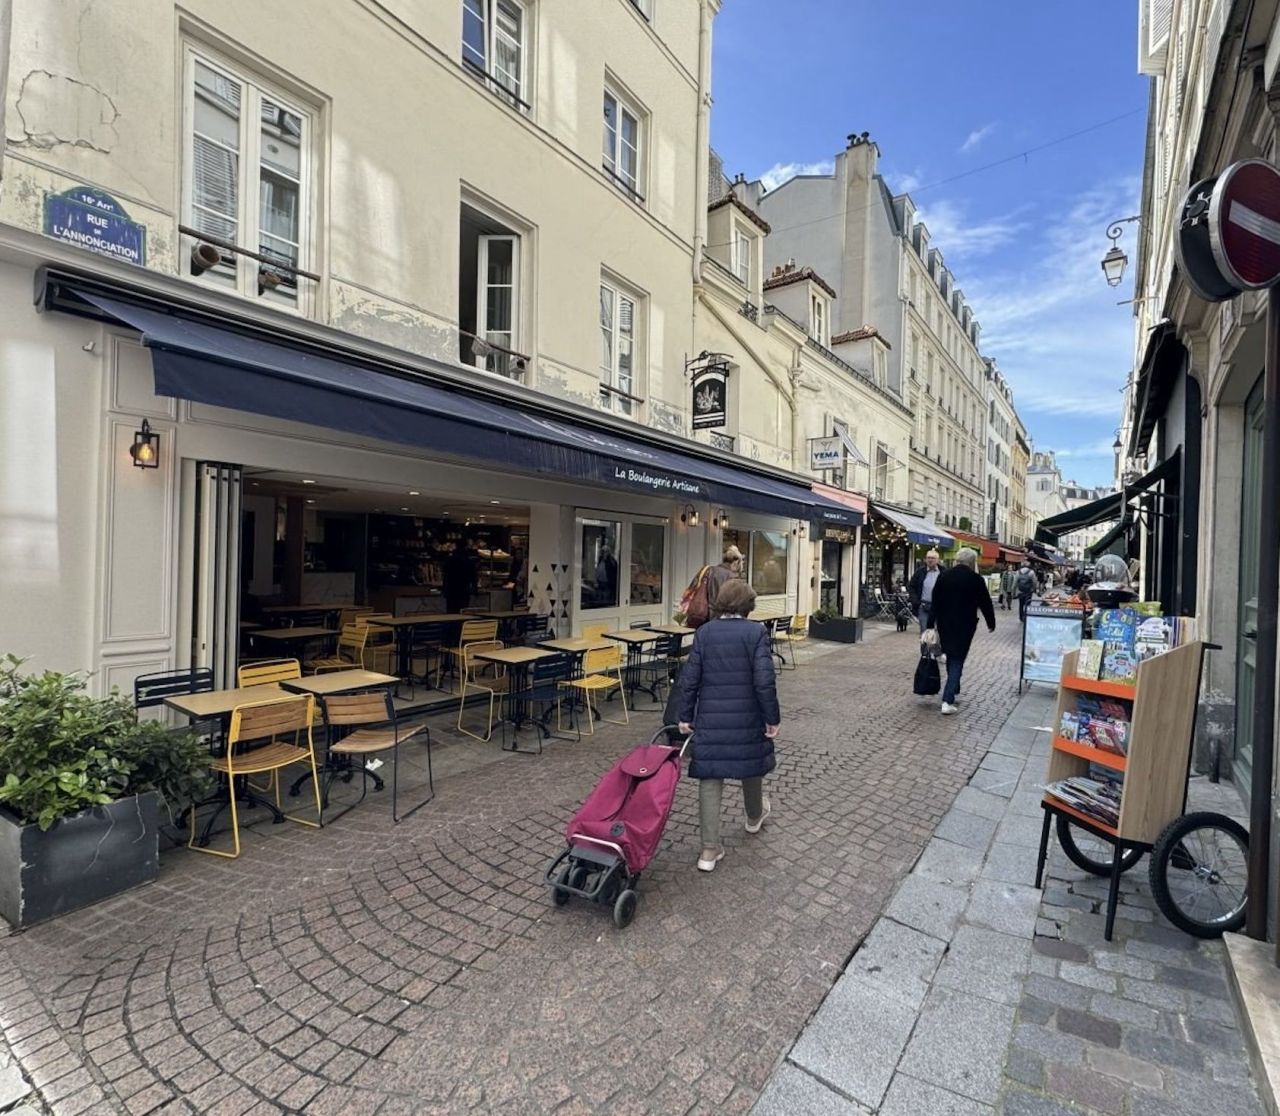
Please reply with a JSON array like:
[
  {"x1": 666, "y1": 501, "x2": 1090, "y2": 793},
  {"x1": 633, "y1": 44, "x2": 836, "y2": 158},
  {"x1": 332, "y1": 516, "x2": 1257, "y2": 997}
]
[
  {"x1": 1149, "y1": 812, "x2": 1249, "y2": 939},
  {"x1": 1056, "y1": 816, "x2": 1143, "y2": 877},
  {"x1": 613, "y1": 889, "x2": 638, "y2": 929}
]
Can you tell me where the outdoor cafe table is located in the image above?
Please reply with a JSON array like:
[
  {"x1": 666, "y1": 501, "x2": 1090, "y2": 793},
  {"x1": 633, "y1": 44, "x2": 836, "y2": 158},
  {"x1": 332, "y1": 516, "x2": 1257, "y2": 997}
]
[
  {"x1": 466, "y1": 608, "x2": 535, "y2": 640},
  {"x1": 248, "y1": 626, "x2": 339, "y2": 659},
  {"x1": 279, "y1": 669, "x2": 399, "y2": 697},
  {"x1": 603, "y1": 629, "x2": 667, "y2": 707},
  {"x1": 366, "y1": 614, "x2": 471, "y2": 683},
  {"x1": 471, "y1": 646, "x2": 558, "y2": 748}
]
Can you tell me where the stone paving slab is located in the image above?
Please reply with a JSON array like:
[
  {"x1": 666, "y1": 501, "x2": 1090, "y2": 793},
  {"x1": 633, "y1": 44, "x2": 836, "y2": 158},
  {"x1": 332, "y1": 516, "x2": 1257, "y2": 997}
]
[
  {"x1": 754, "y1": 677, "x2": 1268, "y2": 1116},
  {"x1": 0, "y1": 624, "x2": 1026, "y2": 1114}
]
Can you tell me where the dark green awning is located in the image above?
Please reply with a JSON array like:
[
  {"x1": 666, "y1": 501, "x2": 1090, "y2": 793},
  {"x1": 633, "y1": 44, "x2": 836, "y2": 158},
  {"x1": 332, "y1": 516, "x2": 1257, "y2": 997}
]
[{"x1": 1036, "y1": 491, "x2": 1123, "y2": 544}]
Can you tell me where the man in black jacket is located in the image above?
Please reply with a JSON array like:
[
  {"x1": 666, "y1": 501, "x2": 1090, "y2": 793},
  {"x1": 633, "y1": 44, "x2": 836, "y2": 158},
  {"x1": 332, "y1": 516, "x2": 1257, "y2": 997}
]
[
  {"x1": 928, "y1": 547, "x2": 996, "y2": 715},
  {"x1": 908, "y1": 549, "x2": 942, "y2": 633}
]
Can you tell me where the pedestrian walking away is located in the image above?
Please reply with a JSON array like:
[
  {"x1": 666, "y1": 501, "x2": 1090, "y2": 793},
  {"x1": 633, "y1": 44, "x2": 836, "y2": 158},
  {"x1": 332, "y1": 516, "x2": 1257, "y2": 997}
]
[
  {"x1": 676, "y1": 578, "x2": 780, "y2": 872},
  {"x1": 928, "y1": 546, "x2": 996, "y2": 715},
  {"x1": 908, "y1": 548, "x2": 942, "y2": 633},
  {"x1": 1015, "y1": 561, "x2": 1036, "y2": 623},
  {"x1": 1000, "y1": 564, "x2": 1017, "y2": 611},
  {"x1": 704, "y1": 544, "x2": 744, "y2": 613},
  {"x1": 442, "y1": 539, "x2": 479, "y2": 615}
]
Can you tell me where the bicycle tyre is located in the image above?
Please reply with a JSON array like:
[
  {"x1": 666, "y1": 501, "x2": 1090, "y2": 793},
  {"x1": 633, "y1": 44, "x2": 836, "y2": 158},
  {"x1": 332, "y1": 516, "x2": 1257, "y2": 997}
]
[
  {"x1": 1056, "y1": 815, "x2": 1143, "y2": 877},
  {"x1": 1149, "y1": 812, "x2": 1249, "y2": 939}
]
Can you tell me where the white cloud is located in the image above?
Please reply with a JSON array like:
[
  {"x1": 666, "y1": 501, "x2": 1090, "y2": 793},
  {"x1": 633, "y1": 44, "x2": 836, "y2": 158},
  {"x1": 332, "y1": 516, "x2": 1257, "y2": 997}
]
[
  {"x1": 1051, "y1": 438, "x2": 1120, "y2": 459},
  {"x1": 960, "y1": 123, "x2": 997, "y2": 153},
  {"x1": 960, "y1": 176, "x2": 1144, "y2": 480},
  {"x1": 914, "y1": 199, "x2": 1024, "y2": 260},
  {"x1": 893, "y1": 169, "x2": 924, "y2": 194},
  {"x1": 757, "y1": 159, "x2": 835, "y2": 192}
]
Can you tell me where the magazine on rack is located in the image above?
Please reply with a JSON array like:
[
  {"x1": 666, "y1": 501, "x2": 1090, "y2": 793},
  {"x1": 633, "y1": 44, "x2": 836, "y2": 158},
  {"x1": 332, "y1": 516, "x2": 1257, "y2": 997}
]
[{"x1": 1046, "y1": 774, "x2": 1122, "y2": 828}]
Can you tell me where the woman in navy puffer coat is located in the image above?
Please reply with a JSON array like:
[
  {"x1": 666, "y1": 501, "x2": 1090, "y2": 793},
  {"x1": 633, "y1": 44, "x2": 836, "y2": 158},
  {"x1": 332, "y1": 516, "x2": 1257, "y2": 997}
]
[{"x1": 676, "y1": 578, "x2": 781, "y2": 872}]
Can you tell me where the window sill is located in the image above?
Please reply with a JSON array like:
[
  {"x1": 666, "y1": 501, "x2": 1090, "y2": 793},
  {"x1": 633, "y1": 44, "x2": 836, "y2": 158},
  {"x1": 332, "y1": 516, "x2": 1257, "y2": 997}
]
[
  {"x1": 461, "y1": 57, "x2": 532, "y2": 113},
  {"x1": 600, "y1": 165, "x2": 646, "y2": 205}
]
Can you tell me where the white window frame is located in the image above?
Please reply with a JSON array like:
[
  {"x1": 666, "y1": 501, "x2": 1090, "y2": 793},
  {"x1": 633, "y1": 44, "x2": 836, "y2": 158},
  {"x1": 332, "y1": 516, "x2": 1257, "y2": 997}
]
[
  {"x1": 731, "y1": 221, "x2": 754, "y2": 288},
  {"x1": 599, "y1": 276, "x2": 644, "y2": 417},
  {"x1": 182, "y1": 45, "x2": 315, "y2": 314},
  {"x1": 810, "y1": 292, "x2": 828, "y2": 346},
  {"x1": 462, "y1": 0, "x2": 531, "y2": 110},
  {"x1": 626, "y1": 0, "x2": 654, "y2": 19},
  {"x1": 475, "y1": 232, "x2": 521, "y2": 366},
  {"x1": 603, "y1": 81, "x2": 645, "y2": 202}
]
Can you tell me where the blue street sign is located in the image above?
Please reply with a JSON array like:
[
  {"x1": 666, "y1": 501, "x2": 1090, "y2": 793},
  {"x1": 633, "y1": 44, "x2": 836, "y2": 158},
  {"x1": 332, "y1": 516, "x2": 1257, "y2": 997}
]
[{"x1": 42, "y1": 186, "x2": 146, "y2": 266}]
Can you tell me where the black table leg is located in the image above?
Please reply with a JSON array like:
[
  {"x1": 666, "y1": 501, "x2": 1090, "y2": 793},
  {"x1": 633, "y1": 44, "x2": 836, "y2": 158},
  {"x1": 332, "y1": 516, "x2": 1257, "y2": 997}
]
[
  {"x1": 1104, "y1": 841, "x2": 1124, "y2": 941},
  {"x1": 1035, "y1": 807, "x2": 1052, "y2": 888}
]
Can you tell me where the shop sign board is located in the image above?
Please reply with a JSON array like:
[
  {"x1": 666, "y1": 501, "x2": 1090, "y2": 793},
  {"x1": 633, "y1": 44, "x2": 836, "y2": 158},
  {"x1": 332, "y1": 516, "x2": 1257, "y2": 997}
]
[
  {"x1": 823, "y1": 526, "x2": 856, "y2": 543},
  {"x1": 810, "y1": 436, "x2": 843, "y2": 471},
  {"x1": 43, "y1": 186, "x2": 146, "y2": 266},
  {"x1": 1020, "y1": 602, "x2": 1086, "y2": 687},
  {"x1": 1209, "y1": 159, "x2": 1280, "y2": 291},
  {"x1": 691, "y1": 360, "x2": 729, "y2": 430}
]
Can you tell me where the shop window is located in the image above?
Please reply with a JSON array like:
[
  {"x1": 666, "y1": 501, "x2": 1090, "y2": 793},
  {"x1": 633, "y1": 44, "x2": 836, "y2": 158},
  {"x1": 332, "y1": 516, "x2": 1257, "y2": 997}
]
[
  {"x1": 580, "y1": 518, "x2": 621, "y2": 609},
  {"x1": 603, "y1": 83, "x2": 645, "y2": 201},
  {"x1": 630, "y1": 522, "x2": 665, "y2": 605},
  {"x1": 721, "y1": 528, "x2": 790, "y2": 598},
  {"x1": 184, "y1": 48, "x2": 313, "y2": 310},
  {"x1": 459, "y1": 202, "x2": 527, "y2": 379},
  {"x1": 600, "y1": 278, "x2": 643, "y2": 416},
  {"x1": 462, "y1": 0, "x2": 530, "y2": 109}
]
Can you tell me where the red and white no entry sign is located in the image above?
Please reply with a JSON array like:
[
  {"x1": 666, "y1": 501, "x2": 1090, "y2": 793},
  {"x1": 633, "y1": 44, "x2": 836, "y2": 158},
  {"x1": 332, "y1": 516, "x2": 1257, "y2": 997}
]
[{"x1": 1209, "y1": 159, "x2": 1280, "y2": 290}]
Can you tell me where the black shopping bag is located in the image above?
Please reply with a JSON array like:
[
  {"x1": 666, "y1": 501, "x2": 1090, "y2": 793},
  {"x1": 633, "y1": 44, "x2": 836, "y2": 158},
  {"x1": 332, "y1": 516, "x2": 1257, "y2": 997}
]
[{"x1": 913, "y1": 649, "x2": 941, "y2": 696}]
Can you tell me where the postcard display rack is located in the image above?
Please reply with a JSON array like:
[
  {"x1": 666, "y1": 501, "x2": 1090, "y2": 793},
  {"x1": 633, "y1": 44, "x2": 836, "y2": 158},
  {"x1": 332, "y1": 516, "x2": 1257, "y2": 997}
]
[{"x1": 1033, "y1": 640, "x2": 1205, "y2": 940}]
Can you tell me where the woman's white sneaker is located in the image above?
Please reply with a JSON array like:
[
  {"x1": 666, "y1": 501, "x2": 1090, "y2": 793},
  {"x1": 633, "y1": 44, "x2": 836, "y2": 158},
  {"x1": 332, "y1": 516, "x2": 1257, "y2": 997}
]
[
  {"x1": 941, "y1": 702, "x2": 958, "y2": 715},
  {"x1": 697, "y1": 848, "x2": 726, "y2": 872},
  {"x1": 745, "y1": 797, "x2": 771, "y2": 834}
]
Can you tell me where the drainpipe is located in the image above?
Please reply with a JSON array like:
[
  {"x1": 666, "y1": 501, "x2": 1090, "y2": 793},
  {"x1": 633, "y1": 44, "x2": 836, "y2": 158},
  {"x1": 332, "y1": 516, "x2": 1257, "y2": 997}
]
[
  {"x1": 0, "y1": 0, "x2": 11, "y2": 180},
  {"x1": 691, "y1": 0, "x2": 715, "y2": 291}
]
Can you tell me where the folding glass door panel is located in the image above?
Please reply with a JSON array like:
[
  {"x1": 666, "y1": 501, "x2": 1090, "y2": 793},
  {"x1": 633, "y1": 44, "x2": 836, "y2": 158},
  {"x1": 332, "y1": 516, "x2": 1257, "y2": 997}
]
[
  {"x1": 1235, "y1": 379, "x2": 1264, "y2": 788},
  {"x1": 192, "y1": 462, "x2": 242, "y2": 688},
  {"x1": 574, "y1": 514, "x2": 668, "y2": 633}
]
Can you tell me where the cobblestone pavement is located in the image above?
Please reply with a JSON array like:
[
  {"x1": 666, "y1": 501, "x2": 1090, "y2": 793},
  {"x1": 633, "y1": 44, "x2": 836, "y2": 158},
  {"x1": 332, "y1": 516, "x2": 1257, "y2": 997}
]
[
  {"x1": 0, "y1": 620, "x2": 1025, "y2": 1115},
  {"x1": 755, "y1": 683, "x2": 1265, "y2": 1116}
]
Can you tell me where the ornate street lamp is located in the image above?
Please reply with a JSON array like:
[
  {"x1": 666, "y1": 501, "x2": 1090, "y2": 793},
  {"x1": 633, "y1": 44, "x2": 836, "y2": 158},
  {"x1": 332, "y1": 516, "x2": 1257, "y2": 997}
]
[{"x1": 1101, "y1": 216, "x2": 1141, "y2": 287}]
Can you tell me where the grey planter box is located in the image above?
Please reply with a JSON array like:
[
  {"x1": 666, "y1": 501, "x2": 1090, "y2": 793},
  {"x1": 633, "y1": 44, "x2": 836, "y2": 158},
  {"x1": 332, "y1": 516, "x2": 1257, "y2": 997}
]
[
  {"x1": 0, "y1": 792, "x2": 160, "y2": 929},
  {"x1": 810, "y1": 616, "x2": 862, "y2": 643}
]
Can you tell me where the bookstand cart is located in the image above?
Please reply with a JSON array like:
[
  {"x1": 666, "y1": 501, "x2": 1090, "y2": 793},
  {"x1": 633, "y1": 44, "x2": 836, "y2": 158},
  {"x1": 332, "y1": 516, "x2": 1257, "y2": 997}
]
[{"x1": 1034, "y1": 640, "x2": 1205, "y2": 940}]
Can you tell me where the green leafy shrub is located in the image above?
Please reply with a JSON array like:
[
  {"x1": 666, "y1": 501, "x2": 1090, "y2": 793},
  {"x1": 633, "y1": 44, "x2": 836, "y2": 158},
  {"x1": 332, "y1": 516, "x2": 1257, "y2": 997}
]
[
  {"x1": 0, "y1": 655, "x2": 211, "y2": 830},
  {"x1": 811, "y1": 607, "x2": 837, "y2": 623}
]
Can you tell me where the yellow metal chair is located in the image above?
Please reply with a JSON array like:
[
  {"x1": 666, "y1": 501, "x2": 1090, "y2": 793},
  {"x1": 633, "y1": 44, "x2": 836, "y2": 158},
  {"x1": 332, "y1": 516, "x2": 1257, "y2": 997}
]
[
  {"x1": 308, "y1": 624, "x2": 368, "y2": 674},
  {"x1": 581, "y1": 622, "x2": 610, "y2": 642},
  {"x1": 356, "y1": 614, "x2": 397, "y2": 673},
  {"x1": 442, "y1": 619, "x2": 501, "y2": 690},
  {"x1": 562, "y1": 645, "x2": 629, "y2": 735},
  {"x1": 336, "y1": 606, "x2": 374, "y2": 631},
  {"x1": 188, "y1": 694, "x2": 323, "y2": 858},
  {"x1": 237, "y1": 659, "x2": 301, "y2": 687},
  {"x1": 457, "y1": 639, "x2": 507, "y2": 741}
]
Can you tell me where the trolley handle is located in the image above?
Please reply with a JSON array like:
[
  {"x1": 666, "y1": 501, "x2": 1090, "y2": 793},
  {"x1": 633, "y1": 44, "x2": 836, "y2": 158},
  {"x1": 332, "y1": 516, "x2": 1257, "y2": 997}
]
[{"x1": 651, "y1": 724, "x2": 693, "y2": 759}]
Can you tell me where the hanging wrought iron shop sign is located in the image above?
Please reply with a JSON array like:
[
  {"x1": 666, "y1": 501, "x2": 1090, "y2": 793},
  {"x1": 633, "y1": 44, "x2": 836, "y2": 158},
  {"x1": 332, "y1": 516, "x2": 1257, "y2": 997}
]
[{"x1": 689, "y1": 352, "x2": 730, "y2": 430}]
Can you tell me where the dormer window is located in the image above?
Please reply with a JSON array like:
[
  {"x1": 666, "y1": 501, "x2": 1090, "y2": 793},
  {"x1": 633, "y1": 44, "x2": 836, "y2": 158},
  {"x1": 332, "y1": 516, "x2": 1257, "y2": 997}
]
[
  {"x1": 731, "y1": 222, "x2": 754, "y2": 288},
  {"x1": 810, "y1": 292, "x2": 829, "y2": 345}
]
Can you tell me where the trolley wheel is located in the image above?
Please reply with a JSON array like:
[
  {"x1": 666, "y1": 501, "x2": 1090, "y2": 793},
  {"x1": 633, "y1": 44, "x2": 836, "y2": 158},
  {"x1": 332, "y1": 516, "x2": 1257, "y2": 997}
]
[
  {"x1": 569, "y1": 865, "x2": 591, "y2": 892},
  {"x1": 552, "y1": 863, "x2": 573, "y2": 907},
  {"x1": 599, "y1": 870, "x2": 622, "y2": 907},
  {"x1": 613, "y1": 889, "x2": 638, "y2": 929},
  {"x1": 1149, "y1": 812, "x2": 1249, "y2": 939},
  {"x1": 1056, "y1": 815, "x2": 1143, "y2": 877}
]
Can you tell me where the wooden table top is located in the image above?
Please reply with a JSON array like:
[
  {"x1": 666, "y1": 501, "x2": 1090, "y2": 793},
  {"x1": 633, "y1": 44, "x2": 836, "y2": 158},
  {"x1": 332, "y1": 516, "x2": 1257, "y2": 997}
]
[
  {"x1": 649, "y1": 624, "x2": 695, "y2": 636},
  {"x1": 368, "y1": 614, "x2": 472, "y2": 627},
  {"x1": 539, "y1": 638, "x2": 611, "y2": 654},
  {"x1": 604, "y1": 629, "x2": 662, "y2": 644},
  {"x1": 469, "y1": 609, "x2": 534, "y2": 620},
  {"x1": 280, "y1": 670, "x2": 399, "y2": 696},
  {"x1": 262, "y1": 604, "x2": 338, "y2": 613},
  {"x1": 165, "y1": 683, "x2": 289, "y2": 718},
  {"x1": 472, "y1": 646, "x2": 558, "y2": 666},
  {"x1": 251, "y1": 626, "x2": 339, "y2": 640}
]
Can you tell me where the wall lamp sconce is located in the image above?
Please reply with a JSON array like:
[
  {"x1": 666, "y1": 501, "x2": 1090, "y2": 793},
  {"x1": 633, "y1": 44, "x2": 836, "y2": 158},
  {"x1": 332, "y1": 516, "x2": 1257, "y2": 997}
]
[
  {"x1": 1100, "y1": 216, "x2": 1140, "y2": 287},
  {"x1": 129, "y1": 419, "x2": 160, "y2": 469},
  {"x1": 711, "y1": 508, "x2": 728, "y2": 529},
  {"x1": 680, "y1": 504, "x2": 700, "y2": 527}
]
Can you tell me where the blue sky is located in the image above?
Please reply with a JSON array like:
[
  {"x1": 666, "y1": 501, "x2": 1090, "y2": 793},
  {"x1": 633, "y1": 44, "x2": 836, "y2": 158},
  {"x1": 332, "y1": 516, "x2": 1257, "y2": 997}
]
[{"x1": 709, "y1": 1, "x2": 1149, "y2": 488}]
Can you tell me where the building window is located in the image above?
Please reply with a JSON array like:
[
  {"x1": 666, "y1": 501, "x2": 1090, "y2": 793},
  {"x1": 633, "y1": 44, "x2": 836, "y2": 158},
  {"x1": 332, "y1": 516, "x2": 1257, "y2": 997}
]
[
  {"x1": 626, "y1": 0, "x2": 653, "y2": 18},
  {"x1": 462, "y1": 0, "x2": 529, "y2": 108},
  {"x1": 580, "y1": 518, "x2": 621, "y2": 609},
  {"x1": 459, "y1": 201, "x2": 527, "y2": 379},
  {"x1": 603, "y1": 85, "x2": 643, "y2": 199},
  {"x1": 873, "y1": 443, "x2": 889, "y2": 499},
  {"x1": 630, "y1": 522, "x2": 664, "y2": 604},
  {"x1": 600, "y1": 279, "x2": 642, "y2": 416},
  {"x1": 185, "y1": 49, "x2": 312, "y2": 309},
  {"x1": 722, "y1": 528, "x2": 790, "y2": 597},
  {"x1": 731, "y1": 223, "x2": 754, "y2": 288},
  {"x1": 810, "y1": 293, "x2": 828, "y2": 346}
]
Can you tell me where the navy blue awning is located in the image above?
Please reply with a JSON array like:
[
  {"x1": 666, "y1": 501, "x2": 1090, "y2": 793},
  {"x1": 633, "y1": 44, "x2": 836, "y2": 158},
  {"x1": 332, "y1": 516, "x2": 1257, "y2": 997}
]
[
  {"x1": 869, "y1": 503, "x2": 953, "y2": 548},
  {"x1": 79, "y1": 292, "x2": 853, "y2": 522}
]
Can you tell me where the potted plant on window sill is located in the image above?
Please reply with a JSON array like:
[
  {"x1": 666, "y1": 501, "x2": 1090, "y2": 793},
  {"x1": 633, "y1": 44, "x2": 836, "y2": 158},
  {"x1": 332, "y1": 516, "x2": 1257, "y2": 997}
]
[
  {"x1": 808, "y1": 608, "x2": 862, "y2": 643},
  {"x1": 0, "y1": 655, "x2": 212, "y2": 929}
]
